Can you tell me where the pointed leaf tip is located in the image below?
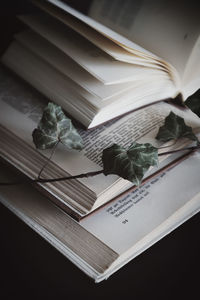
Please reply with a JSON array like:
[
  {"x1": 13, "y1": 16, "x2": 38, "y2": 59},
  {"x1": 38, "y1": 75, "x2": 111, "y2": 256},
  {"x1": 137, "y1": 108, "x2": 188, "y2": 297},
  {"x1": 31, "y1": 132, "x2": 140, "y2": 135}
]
[
  {"x1": 102, "y1": 142, "x2": 158, "y2": 185},
  {"x1": 32, "y1": 102, "x2": 83, "y2": 150},
  {"x1": 156, "y1": 111, "x2": 198, "y2": 143},
  {"x1": 185, "y1": 89, "x2": 200, "y2": 118}
]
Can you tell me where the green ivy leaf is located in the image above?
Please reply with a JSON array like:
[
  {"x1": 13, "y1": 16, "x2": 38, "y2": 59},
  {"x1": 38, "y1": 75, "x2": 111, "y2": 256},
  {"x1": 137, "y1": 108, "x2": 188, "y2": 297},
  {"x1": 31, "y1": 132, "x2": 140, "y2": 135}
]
[
  {"x1": 156, "y1": 111, "x2": 198, "y2": 143},
  {"x1": 32, "y1": 102, "x2": 83, "y2": 150},
  {"x1": 102, "y1": 142, "x2": 158, "y2": 185},
  {"x1": 185, "y1": 89, "x2": 200, "y2": 118}
]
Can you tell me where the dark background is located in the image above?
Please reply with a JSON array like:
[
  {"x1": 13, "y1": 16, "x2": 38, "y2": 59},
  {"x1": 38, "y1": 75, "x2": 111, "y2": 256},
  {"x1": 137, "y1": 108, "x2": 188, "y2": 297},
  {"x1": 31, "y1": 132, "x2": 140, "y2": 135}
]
[{"x1": 0, "y1": 1, "x2": 200, "y2": 299}]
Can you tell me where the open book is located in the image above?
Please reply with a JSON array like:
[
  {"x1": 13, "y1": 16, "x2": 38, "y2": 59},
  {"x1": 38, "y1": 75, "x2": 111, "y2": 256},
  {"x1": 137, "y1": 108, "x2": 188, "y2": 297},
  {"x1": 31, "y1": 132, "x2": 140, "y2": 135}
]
[
  {"x1": 1, "y1": 0, "x2": 200, "y2": 129},
  {"x1": 0, "y1": 67, "x2": 200, "y2": 219},
  {"x1": 1, "y1": 151, "x2": 200, "y2": 282}
]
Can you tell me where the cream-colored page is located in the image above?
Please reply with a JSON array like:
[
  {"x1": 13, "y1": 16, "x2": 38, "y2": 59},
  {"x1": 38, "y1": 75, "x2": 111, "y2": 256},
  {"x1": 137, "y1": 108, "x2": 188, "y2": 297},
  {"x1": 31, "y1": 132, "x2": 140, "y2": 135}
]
[
  {"x1": 89, "y1": 0, "x2": 200, "y2": 79},
  {"x1": 10, "y1": 37, "x2": 172, "y2": 109},
  {"x1": 181, "y1": 35, "x2": 200, "y2": 99},
  {"x1": 0, "y1": 68, "x2": 199, "y2": 195},
  {"x1": 0, "y1": 153, "x2": 200, "y2": 282},
  {"x1": 0, "y1": 163, "x2": 118, "y2": 279},
  {"x1": 0, "y1": 151, "x2": 199, "y2": 282},
  {"x1": 35, "y1": 0, "x2": 165, "y2": 69},
  {"x1": 81, "y1": 152, "x2": 200, "y2": 254},
  {"x1": 14, "y1": 31, "x2": 151, "y2": 101},
  {"x1": 19, "y1": 14, "x2": 165, "y2": 85},
  {"x1": 1, "y1": 42, "x2": 174, "y2": 130},
  {"x1": 41, "y1": 0, "x2": 155, "y2": 56}
]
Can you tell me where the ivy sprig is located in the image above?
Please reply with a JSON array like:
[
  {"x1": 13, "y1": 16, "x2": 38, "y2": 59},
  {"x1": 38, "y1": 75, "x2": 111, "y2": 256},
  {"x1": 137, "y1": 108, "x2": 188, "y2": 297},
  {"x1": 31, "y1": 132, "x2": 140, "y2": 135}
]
[
  {"x1": 156, "y1": 111, "x2": 199, "y2": 144},
  {"x1": 102, "y1": 142, "x2": 158, "y2": 185},
  {"x1": 32, "y1": 102, "x2": 83, "y2": 151},
  {"x1": 1, "y1": 89, "x2": 200, "y2": 187}
]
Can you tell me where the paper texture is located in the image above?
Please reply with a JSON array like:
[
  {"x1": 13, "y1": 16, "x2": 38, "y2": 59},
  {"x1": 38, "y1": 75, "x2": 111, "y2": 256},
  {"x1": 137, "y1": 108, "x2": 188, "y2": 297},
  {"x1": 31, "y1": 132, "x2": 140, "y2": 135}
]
[
  {"x1": 89, "y1": 0, "x2": 200, "y2": 77},
  {"x1": 81, "y1": 152, "x2": 200, "y2": 254},
  {"x1": 42, "y1": 0, "x2": 155, "y2": 56},
  {"x1": 35, "y1": 0, "x2": 165, "y2": 69},
  {"x1": 0, "y1": 66, "x2": 199, "y2": 196},
  {"x1": 19, "y1": 14, "x2": 166, "y2": 84}
]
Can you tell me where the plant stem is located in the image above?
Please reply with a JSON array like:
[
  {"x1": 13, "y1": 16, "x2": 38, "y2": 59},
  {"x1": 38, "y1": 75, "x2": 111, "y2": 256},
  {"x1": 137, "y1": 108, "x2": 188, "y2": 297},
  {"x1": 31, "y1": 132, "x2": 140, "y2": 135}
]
[
  {"x1": 38, "y1": 141, "x2": 60, "y2": 179},
  {"x1": 0, "y1": 170, "x2": 104, "y2": 186},
  {"x1": 158, "y1": 140, "x2": 178, "y2": 149},
  {"x1": 158, "y1": 144, "x2": 200, "y2": 156},
  {"x1": 0, "y1": 144, "x2": 199, "y2": 186},
  {"x1": 37, "y1": 169, "x2": 104, "y2": 183}
]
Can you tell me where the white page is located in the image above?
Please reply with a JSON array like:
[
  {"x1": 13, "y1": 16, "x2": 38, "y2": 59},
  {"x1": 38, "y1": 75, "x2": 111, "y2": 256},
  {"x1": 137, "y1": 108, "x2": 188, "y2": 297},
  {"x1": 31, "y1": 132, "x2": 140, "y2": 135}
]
[
  {"x1": 0, "y1": 66, "x2": 199, "y2": 196},
  {"x1": 9, "y1": 40, "x2": 102, "y2": 109},
  {"x1": 41, "y1": 0, "x2": 156, "y2": 57},
  {"x1": 19, "y1": 14, "x2": 167, "y2": 84},
  {"x1": 2, "y1": 42, "x2": 99, "y2": 118},
  {"x1": 15, "y1": 30, "x2": 143, "y2": 100},
  {"x1": 0, "y1": 163, "x2": 118, "y2": 278},
  {"x1": 14, "y1": 34, "x2": 172, "y2": 109},
  {"x1": 81, "y1": 152, "x2": 200, "y2": 254},
  {"x1": 89, "y1": 0, "x2": 200, "y2": 78},
  {"x1": 181, "y1": 35, "x2": 200, "y2": 99},
  {"x1": 2, "y1": 41, "x2": 175, "y2": 136},
  {"x1": 1, "y1": 154, "x2": 200, "y2": 282},
  {"x1": 35, "y1": 0, "x2": 165, "y2": 70}
]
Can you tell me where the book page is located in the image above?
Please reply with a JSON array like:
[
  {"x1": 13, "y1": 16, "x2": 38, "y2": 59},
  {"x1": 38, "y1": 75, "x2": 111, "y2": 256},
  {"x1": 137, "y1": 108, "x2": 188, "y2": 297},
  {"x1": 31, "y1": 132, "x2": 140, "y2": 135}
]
[
  {"x1": 89, "y1": 0, "x2": 200, "y2": 78},
  {"x1": 14, "y1": 30, "x2": 155, "y2": 101},
  {"x1": 35, "y1": 0, "x2": 165, "y2": 70},
  {"x1": 81, "y1": 152, "x2": 200, "y2": 254},
  {"x1": 181, "y1": 35, "x2": 200, "y2": 99},
  {"x1": 0, "y1": 162, "x2": 118, "y2": 276},
  {"x1": 0, "y1": 67, "x2": 199, "y2": 196},
  {"x1": 1, "y1": 41, "x2": 173, "y2": 128},
  {"x1": 40, "y1": 0, "x2": 156, "y2": 57},
  {"x1": 19, "y1": 14, "x2": 167, "y2": 85},
  {"x1": 1, "y1": 153, "x2": 200, "y2": 281},
  {"x1": 12, "y1": 36, "x2": 174, "y2": 112}
]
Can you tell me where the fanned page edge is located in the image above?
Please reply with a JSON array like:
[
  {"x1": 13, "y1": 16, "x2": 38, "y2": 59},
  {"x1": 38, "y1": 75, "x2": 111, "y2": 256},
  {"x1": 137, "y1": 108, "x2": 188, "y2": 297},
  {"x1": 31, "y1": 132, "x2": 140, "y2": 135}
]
[
  {"x1": 34, "y1": 0, "x2": 157, "y2": 57},
  {"x1": 0, "y1": 162, "x2": 119, "y2": 280},
  {"x1": 33, "y1": 0, "x2": 163, "y2": 68},
  {"x1": 32, "y1": 0, "x2": 180, "y2": 92},
  {"x1": 181, "y1": 35, "x2": 200, "y2": 99}
]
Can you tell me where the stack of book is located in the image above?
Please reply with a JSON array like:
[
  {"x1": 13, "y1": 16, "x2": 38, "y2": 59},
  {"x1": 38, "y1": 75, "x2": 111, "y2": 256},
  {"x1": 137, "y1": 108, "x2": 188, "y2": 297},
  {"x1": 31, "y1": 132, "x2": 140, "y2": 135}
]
[{"x1": 0, "y1": 0, "x2": 200, "y2": 282}]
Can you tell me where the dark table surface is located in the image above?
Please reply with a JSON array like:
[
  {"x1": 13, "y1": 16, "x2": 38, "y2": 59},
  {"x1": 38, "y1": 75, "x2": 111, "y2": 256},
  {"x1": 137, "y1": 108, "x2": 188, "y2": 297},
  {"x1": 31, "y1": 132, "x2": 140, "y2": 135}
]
[{"x1": 0, "y1": 1, "x2": 200, "y2": 299}]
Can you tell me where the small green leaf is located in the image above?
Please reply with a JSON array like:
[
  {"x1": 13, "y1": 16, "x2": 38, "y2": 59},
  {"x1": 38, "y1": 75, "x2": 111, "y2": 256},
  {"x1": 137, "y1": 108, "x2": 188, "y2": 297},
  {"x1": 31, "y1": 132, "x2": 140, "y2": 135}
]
[
  {"x1": 102, "y1": 142, "x2": 158, "y2": 185},
  {"x1": 185, "y1": 89, "x2": 200, "y2": 118},
  {"x1": 32, "y1": 102, "x2": 83, "y2": 150},
  {"x1": 156, "y1": 111, "x2": 198, "y2": 143}
]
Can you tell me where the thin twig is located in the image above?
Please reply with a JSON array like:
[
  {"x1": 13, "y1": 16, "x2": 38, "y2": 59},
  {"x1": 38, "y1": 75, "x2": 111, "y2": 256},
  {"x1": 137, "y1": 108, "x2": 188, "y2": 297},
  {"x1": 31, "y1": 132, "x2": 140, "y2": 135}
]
[
  {"x1": 85, "y1": 149, "x2": 196, "y2": 218},
  {"x1": 158, "y1": 140, "x2": 178, "y2": 149},
  {"x1": 0, "y1": 170, "x2": 104, "y2": 186},
  {"x1": 36, "y1": 169, "x2": 104, "y2": 183},
  {"x1": 38, "y1": 140, "x2": 60, "y2": 180},
  {"x1": 158, "y1": 144, "x2": 200, "y2": 156},
  {"x1": 0, "y1": 144, "x2": 199, "y2": 186}
]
